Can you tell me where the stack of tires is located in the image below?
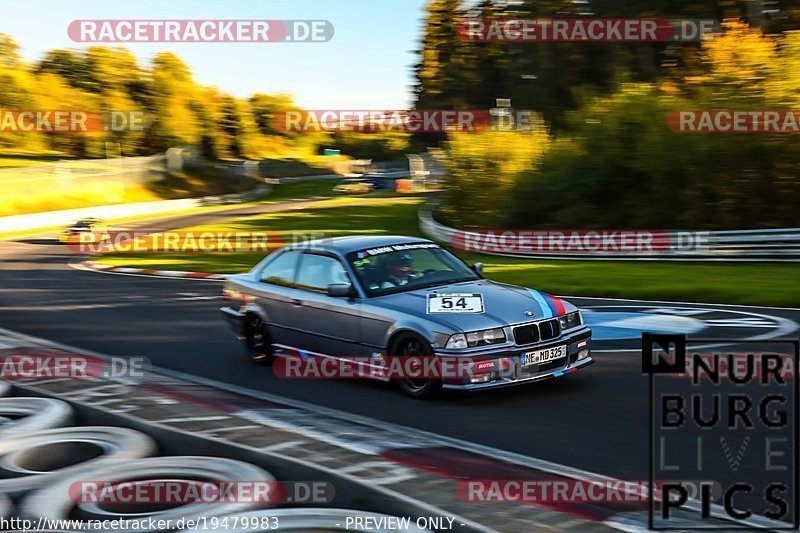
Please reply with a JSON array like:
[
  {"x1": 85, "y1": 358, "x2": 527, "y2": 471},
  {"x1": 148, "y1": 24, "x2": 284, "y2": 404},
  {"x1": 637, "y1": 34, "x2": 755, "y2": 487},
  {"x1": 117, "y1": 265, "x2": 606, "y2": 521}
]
[{"x1": 0, "y1": 389, "x2": 430, "y2": 532}]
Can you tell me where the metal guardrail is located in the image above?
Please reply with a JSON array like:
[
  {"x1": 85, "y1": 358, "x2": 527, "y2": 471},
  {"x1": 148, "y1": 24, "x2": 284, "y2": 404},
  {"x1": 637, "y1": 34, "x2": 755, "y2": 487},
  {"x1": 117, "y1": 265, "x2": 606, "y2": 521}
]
[{"x1": 419, "y1": 203, "x2": 800, "y2": 262}]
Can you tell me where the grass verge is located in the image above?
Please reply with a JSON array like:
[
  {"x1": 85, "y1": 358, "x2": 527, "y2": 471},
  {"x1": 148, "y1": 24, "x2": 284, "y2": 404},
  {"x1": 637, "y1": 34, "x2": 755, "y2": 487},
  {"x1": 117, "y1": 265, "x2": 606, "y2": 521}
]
[{"x1": 97, "y1": 194, "x2": 800, "y2": 307}]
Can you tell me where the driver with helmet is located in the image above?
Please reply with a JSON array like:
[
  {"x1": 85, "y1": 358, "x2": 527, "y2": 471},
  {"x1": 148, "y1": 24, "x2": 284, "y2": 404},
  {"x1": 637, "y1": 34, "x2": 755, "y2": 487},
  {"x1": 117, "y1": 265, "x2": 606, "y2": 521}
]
[{"x1": 381, "y1": 252, "x2": 422, "y2": 288}]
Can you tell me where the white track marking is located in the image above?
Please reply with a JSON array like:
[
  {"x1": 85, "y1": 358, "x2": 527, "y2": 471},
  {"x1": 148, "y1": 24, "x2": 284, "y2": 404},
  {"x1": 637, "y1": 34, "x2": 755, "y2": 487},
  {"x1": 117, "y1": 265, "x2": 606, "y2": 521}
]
[
  {"x1": 584, "y1": 305, "x2": 798, "y2": 353},
  {"x1": 564, "y1": 294, "x2": 800, "y2": 312},
  {"x1": 69, "y1": 260, "x2": 226, "y2": 281},
  {"x1": 155, "y1": 415, "x2": 231, "y2": 423}
]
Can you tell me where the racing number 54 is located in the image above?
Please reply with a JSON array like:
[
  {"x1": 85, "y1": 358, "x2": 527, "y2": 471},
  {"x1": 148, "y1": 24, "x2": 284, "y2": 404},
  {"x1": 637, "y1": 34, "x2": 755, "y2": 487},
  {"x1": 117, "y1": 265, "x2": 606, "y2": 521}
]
[{"x1": 441, "y1": 297, "x2": 468, "y2": 309}]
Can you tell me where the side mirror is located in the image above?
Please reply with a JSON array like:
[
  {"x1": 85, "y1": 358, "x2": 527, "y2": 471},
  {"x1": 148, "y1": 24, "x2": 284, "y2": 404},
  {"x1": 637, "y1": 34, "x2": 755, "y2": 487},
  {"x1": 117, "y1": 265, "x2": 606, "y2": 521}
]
[
  {"x1": 472, "y1": 262, "x2": 484, "y2": 276},
  {"x1": 327, "y1": 283, "x2": 353, "y2": 297}
]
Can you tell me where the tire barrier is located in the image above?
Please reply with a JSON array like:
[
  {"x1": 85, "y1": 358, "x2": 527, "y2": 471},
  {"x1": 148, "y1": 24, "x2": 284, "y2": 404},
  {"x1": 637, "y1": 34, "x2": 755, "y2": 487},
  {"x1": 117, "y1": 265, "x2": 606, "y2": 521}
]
[
  {"x1": 21, "y1": 456, "x2": 275, "y2": 532},
  {"x1": 0, "y1": 382, "x2": 10, "y2": 398},
  {"x1": 1, "y1": 361, "x2": 480, "y2": 532},
  {"x1": 0, "y1": 426, "x2": 156, "y2": 496},
  {"x1": 0, "y1": 492, "x2": 10, "y2": 518},
  {"x1": 178, "y1": 508, "x2": 434, "y2": 532},
  {"x1": 0, "y1": 398, "x2": 73, "y2": 439}
]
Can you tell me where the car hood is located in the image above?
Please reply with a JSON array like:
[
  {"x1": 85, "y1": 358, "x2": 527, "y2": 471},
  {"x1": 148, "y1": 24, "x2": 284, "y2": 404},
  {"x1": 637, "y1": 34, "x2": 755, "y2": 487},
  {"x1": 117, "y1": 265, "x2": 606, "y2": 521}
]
[{"x1": 372, "y1": 280, "x2": 576, "y2": 332}]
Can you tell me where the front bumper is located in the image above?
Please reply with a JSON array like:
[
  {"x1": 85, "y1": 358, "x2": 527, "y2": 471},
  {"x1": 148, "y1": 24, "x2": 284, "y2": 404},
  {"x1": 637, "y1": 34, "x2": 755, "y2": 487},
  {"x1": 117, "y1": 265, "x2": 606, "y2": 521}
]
[
  {"x1": 435, "y1": 327, "x2": 593, "y2": 391},
  {"x1": 442, "y1": 357, "x2": 594, "y2": 390}
]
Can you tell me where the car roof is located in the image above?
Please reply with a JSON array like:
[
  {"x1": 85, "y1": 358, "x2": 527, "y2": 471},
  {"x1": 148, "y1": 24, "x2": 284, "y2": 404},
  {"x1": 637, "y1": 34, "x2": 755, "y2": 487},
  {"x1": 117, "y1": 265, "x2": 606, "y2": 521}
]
[{"x1": 290, "y1": 235, "x2": 437, "y2": 255}]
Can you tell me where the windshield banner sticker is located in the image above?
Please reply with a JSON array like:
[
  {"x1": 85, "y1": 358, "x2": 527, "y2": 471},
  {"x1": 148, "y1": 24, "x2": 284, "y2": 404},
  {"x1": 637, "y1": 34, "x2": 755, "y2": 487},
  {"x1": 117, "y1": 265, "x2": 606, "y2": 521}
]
[{"x1": 359, "y1": 242, "x2": 439, "y2": 257}]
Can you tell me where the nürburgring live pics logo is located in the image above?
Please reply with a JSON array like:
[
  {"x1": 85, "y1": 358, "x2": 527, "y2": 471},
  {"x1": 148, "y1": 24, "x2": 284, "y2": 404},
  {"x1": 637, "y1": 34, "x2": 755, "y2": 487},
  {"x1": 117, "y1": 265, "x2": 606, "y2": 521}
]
[{"x1": 643, "y1": 333, "x2": 799, "y2": 529}]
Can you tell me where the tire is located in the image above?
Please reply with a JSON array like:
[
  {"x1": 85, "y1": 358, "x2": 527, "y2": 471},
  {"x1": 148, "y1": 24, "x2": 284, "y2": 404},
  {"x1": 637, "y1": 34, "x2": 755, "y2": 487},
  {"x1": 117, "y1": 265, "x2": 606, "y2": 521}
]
[
  {"x1": 0, "y1": 426, "x2": 156, "y2": 496},
  {"x1": 0, "y1": 381, "x2": 10, "y2": 397},
  {"x1": 0, "y1": 397, "x2": 73, "y2": 438},
  {"x1": 244, "y1": 314, "x2": 275, "y2": 365},
  {"x1": 0, "y1": 492, "x2": 10, "y2": 519},
  {"x1": 177, "y1": 508, "x2": 432, "y2": 532},
  {"x1": 21, "y1": 456, "x2": 274, "y2": 532},
  {"x1": 391, "y1": 333, "x2": 443, "y2": 399}
]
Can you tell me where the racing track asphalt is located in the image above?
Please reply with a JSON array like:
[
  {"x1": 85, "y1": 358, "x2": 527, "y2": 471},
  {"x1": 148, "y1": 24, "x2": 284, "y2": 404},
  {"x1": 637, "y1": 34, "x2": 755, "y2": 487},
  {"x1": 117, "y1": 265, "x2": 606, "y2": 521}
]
[{"x1": 0, "y1": 201, "x2": 799, "y2": 492}]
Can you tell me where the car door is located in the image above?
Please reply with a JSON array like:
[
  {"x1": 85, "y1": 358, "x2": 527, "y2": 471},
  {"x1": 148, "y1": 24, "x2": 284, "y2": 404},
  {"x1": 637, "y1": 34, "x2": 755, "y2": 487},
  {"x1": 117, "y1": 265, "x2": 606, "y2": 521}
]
[
  {"x1": 250, "y1": 249, "x2": 305, "y2": 347},
  {"x1": 287, "y1": 252, "x2": 363, "y2": 357}
]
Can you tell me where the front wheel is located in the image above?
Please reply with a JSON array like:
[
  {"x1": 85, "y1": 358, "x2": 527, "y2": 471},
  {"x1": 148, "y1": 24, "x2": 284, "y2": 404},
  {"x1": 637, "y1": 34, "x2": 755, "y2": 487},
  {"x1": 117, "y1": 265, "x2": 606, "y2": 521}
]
[
  {"x1": 244, "y1": 315, "x2": 275, "y2": 365},
  {"x1": 392, "y1": 333, "x2": 443, "y2": 399}
]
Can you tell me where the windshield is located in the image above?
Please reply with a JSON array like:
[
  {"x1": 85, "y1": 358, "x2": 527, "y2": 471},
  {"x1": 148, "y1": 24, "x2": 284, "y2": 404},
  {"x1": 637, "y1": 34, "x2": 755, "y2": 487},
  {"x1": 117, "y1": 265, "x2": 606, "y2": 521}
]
[{"x1": 346, "y1": 243, "x2": 479, "y2": 296}]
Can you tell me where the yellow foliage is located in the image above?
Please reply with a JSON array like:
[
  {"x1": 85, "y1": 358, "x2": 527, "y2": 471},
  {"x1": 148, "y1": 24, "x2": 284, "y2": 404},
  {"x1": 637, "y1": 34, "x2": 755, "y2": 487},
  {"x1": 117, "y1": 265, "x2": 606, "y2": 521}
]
[
  {"x1": 440, "y1": 122, "x2": 550, "y2": 226},
  {"x1": 692, "y1": 21, "x2": 778, "y2": 101}
]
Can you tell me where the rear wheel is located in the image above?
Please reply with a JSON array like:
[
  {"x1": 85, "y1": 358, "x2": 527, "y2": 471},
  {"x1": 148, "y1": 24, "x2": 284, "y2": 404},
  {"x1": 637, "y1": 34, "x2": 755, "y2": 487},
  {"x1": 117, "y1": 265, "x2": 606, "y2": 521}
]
[
  {"x1": 244, "y1": 315, "x2": 274, "y2": 365},
  {"x1": 392, "y1": 333, "x2": 443, "y2": 399}
]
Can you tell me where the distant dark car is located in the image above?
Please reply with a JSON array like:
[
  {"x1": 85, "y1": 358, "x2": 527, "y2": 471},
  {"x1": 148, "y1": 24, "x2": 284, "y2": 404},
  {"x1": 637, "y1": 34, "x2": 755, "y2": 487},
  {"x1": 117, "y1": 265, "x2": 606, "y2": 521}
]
[
  {"x1": 58, "y1": 218, "x2": 109, "y2": 244},
  {"x1": 333, "y1": 178, "x2": 375, "y2": 195},
  {"x1": 364, "y1": 170, "x2": 407, "y2": 191},
  {"x1": 221, "y1": 236, "x2": 592, "y2": 398}
]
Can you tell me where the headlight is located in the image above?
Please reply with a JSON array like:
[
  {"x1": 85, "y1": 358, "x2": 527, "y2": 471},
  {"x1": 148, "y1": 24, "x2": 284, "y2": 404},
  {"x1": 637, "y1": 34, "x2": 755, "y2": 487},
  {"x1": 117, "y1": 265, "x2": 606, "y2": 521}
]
[
  {"x1": 446, "y1": 328, "x2": 506, "y2": 349},
  {"x1": 445, "y1": 333, "x2": 467, "y2": 349},
  {"x1": 558, "y1": 311, "x2": 582, "y2": 331}
]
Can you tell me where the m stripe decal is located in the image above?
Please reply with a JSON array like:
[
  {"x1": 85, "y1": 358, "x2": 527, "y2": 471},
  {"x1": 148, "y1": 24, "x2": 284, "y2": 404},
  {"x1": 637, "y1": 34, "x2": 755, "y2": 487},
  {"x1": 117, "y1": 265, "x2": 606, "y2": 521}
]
[
  {"x1": 543, "y1": 293, "x2": 567, "y2": 316},
  {"x1": 526, "y1": 289, "x2": 553, "y2": 318}
]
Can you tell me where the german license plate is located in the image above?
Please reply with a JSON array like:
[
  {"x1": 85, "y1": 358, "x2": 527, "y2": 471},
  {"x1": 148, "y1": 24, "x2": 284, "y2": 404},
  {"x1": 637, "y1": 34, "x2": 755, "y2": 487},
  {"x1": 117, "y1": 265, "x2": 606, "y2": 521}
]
[{"x1": 521, "y1": 345, "x2": 566, "y2": 366}]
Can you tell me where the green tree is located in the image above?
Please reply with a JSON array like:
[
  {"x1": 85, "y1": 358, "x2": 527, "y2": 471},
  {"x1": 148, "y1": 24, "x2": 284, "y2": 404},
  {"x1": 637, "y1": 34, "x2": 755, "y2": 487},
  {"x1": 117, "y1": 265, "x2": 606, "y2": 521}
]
[
  {"x1": 0, "y1": 35, "x2": 45, "y2": 151},
  {"x1": 414, "y1": 0, "x2": 471, "y2": 110},
  {"x1": 144, "y1": 52, "x2": 201, "y2": 150},
  {"x1": 249, "y1": 93, "x2": 297, "y2": 136}
]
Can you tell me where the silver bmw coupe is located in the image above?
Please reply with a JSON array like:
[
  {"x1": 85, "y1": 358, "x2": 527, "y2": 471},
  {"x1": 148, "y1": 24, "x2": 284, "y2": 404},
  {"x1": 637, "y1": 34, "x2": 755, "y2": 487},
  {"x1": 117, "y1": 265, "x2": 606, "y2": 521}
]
[{"x1": 221, "y1": 235, "x2": 593, "y2": 398}]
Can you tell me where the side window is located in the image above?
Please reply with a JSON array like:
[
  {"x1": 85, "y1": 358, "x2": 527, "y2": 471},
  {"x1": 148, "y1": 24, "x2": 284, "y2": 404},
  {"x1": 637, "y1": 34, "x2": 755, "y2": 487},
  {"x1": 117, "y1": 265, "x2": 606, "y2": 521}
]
[
  {"x1": 295, "y1": 254, "x2": 350, "y2": 293},
  {"x1": 259, "y1": 251, "x2": 300, "y2": 286}
]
